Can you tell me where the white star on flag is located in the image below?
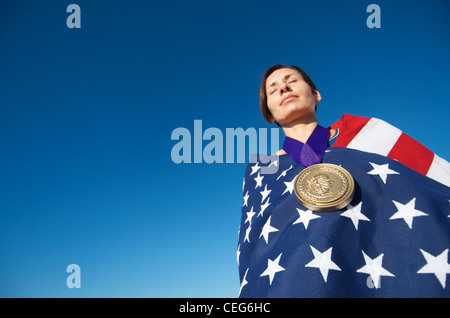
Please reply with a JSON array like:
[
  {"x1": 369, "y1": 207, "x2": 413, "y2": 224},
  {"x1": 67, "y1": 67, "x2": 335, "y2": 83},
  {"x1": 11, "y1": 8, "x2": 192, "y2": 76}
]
[
  {"x1": 243, "y1": 224, "x2": 251, "y2": 243},
  {"x1": 389, "y1": 198, "x2": 428, "y2": 229},
  {"x1": 242, "y1": 190, "x2": 249, "y2": 207},
  {"x1": 254, "y1": 171, "x2": 264, "y2": 189},
  {"x1": 259, "y1": 216, "x2": 279, "y2": 244},
  {"x1": 356, "y1": 251, "x2": 395, "y2": 289},
  {"x1": 260, "y1": 184, "x2": 271, "y2": 203},
  {"x1": 239, "y1": 268, "x2": 249, "y2": 296},
  {"x1": 367, "y1": 162, "x2": 399, "y2": 184},
  {"x1": 257, "y1": 197, "x2": 271, "y2": 218},
  {"x1": 282, "y1": 177, "x2": 295, "y2": 195},
  {"x1": 417, "y1": 249, "x2": 450, "y2": 288},
  {"x1": 293, "y1": 208, "x2": 321, "y2": 230},
  {"x1": 276, "y1": 165, "x2": 292, "y2": 180},
  {"x1": 341, "y1": 202, "x2": 370, "y2": 230},
  {"x1": 244, "y1": 206, "x2": 256, "y2": 225},
  {"x1": 305, "y1": 245, "x2": 341, "y2": 283},
  {"x1": 250, "y1": 162, "x2": 260, "y2": 175},
  {"x1": 236, "y1": 244, "x2": 241, "y2": 265},
  {"x1": 268, "y1": 159, "x2": 278, "y2": 168},
  {"x1": 260, "y1": 253, "x2": 285, "y2": 285}
]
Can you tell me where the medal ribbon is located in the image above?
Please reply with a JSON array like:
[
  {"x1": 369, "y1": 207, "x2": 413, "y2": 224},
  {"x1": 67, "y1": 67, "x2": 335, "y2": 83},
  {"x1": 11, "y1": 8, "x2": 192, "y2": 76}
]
[{"x1": 282, "y1": 124, "x2": 329, "y2": 167}]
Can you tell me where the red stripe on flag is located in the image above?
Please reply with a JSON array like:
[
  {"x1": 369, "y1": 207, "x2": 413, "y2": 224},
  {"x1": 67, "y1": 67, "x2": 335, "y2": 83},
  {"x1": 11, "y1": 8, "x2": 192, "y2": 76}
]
[
  {"x1": 387, "y1": 133, "x2": 434, "y2": 175},
  {"x1": 329, "y1": 114, "x2": 371, "y2": 148}
]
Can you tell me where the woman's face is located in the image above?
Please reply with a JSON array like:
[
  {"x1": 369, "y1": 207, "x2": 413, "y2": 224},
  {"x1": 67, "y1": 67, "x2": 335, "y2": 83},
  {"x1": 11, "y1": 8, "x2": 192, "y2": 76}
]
[{"x1": 265, "y1": 68, "x2": 320, "y2": 126}]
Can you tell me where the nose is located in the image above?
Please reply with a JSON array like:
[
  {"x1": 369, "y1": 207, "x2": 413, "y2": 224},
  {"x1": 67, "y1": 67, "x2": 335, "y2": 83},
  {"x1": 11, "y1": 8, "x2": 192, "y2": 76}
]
[{"x1": 279, "y1": 83, "x2": 291, "y2": 94}]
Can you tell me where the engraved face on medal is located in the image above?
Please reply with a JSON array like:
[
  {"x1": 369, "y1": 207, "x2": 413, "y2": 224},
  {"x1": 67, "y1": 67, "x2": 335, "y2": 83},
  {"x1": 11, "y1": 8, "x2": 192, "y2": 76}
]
[{"x1": 294, "y1": 163, "x2": 355, "y2": 212}]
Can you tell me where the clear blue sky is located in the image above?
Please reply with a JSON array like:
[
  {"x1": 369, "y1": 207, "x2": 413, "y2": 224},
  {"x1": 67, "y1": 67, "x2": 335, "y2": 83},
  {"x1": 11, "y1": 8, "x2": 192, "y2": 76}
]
[{"x1": 0, "y1": 0, "x2": 449, "y2": 297}]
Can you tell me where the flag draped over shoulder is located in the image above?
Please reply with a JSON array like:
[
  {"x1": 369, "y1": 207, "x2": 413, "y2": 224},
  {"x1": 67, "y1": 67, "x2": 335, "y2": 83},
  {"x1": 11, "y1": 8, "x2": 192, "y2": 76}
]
[
  {"x1": 329, "y1": 114, "x2": 450, "y2": 187},
  {"x1": 237, "y1": 114, "x2": 450, "y2": 297}
]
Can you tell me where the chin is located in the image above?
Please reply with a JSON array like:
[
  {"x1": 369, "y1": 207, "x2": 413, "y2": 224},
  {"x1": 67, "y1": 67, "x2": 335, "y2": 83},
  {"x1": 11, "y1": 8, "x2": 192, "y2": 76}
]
[{"x1": 276, "y1": 109, "x2": 316, "y2": 126}]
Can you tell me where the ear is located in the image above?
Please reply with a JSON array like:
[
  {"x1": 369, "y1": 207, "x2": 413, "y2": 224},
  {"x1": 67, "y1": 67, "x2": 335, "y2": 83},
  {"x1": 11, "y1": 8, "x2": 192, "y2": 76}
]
[{"x1": 314, "y1": 90, "x2": 322, "y2": 102}]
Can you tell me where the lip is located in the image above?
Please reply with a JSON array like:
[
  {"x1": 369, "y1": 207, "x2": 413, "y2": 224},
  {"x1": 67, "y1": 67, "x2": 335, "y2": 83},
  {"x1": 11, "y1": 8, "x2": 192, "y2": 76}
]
[{"x1": 280, "y1": 94, "x2": 298, "y2": 106}]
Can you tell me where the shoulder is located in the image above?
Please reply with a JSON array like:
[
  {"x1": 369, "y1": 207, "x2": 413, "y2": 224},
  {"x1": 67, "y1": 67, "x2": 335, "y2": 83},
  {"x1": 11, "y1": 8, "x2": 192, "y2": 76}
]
[{"x1": 329, "y1": 113, "x2": 373, "y2": 131}]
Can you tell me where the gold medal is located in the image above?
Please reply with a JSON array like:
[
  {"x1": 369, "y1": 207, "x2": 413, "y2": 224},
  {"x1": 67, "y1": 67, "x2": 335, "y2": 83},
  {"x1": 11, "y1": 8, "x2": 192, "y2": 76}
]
[{"x1": 294, "y1": 163, "x2": 355, "y2": 212}]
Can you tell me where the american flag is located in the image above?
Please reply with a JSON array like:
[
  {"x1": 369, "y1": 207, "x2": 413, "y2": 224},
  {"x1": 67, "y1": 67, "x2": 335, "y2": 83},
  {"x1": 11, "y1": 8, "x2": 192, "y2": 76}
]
[
  {"x1": 329, "y1": 114, "x2": 450, "y2": 188},
  {"x1": 237, "y1": 115, "x2": 450, "y2": 297}
]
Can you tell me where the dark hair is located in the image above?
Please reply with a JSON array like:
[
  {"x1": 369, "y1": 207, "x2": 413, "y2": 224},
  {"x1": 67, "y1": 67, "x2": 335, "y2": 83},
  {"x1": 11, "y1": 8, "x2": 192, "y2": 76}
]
[{"x1": 259, "y1": 64, "x2": 318, "y2": 125}]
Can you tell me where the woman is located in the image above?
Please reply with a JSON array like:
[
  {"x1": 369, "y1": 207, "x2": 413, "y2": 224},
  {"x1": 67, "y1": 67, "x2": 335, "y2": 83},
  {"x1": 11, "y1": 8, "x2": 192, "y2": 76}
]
[{"x1": 237, "y1": 64, "x2": 450, "y2": 297}]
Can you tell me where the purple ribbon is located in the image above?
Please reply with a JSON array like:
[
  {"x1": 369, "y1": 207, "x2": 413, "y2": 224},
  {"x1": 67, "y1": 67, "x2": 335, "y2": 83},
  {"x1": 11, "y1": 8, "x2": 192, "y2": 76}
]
[{"x1": 282, "y1": 124, "x2": 330, "y2": 167}]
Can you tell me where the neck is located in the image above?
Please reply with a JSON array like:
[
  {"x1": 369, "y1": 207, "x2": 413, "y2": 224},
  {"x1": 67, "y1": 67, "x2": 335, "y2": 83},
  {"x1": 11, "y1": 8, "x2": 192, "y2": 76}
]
[{"x1": 282, "y1": 113, "x2": 318, "y2": 143}]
